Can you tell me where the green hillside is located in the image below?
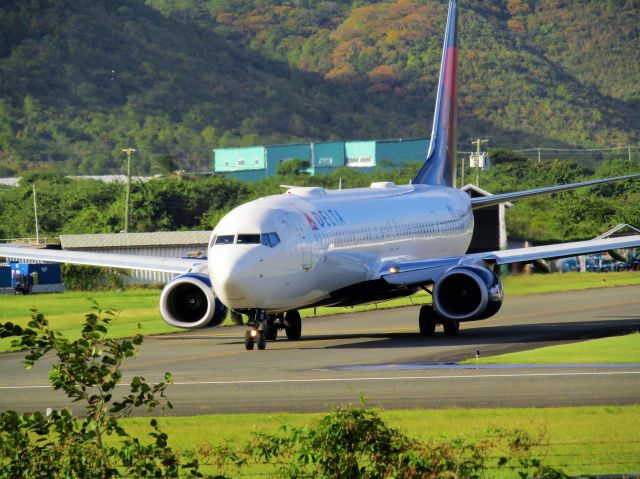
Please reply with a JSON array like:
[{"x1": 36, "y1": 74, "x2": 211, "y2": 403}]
[{"x1": 0, "y1": 0, "x2": 638, "y2": 175}]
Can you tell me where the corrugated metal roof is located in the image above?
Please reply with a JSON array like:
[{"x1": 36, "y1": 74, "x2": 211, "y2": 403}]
[{"x1": 60, "y1": 231, "x2": 212, "y2": 249}]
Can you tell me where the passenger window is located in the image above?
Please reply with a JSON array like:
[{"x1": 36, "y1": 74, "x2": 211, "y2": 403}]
[{"x1": 237, "y1": 234, "x2": 261, "y2": 244}]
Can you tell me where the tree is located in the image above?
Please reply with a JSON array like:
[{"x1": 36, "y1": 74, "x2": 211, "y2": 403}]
[{"x1": 277, "y1": 158, "x2": 311, "y2": 176}]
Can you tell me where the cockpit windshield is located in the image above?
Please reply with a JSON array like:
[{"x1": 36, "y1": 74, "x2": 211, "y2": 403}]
[
  {"x1": 211, "y1": 232, "x2": 280, "y2": 248},
  {"x1": 214, "y1": 235, "x2": 234, "y2": 245},
  {"x1": 237, "y1": 234, "x2": 261, "y2": 244}
]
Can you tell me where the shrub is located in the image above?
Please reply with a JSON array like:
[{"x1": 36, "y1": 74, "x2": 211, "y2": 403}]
[
  {"x1": 0, "y1": 303, "x2": 201, "y2": 478},
  {"x1": 212, "y1": 399, "x2": 568, "y2": 479}
]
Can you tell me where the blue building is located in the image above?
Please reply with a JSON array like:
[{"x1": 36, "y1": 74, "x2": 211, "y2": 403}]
[
  {"x1": 213, "y1": 138, "x2": 429, "y2": 181},
  {"x1": 1, "y1": 262, "x2": 65, "y2": 294}
]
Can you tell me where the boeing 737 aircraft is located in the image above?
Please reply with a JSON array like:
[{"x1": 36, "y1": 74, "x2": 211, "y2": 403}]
[{"x1": 2, "y1": 0, "x2": 640, "y2": 350}]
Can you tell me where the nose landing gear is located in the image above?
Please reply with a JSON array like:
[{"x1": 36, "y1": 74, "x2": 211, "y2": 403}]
[{"x1": 244, "y1": 309, "x2": 302, "y2": 350}]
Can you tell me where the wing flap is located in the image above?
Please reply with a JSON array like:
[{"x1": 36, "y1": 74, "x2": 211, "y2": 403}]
[{"x1": 0, "y1": 246, "x2": 202, "y2": 274}]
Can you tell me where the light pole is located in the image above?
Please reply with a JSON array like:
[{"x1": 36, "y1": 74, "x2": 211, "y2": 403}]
[
  {"x1": 122, "y1": 147, "x2": 136, "y2": 233},
  {"x1": 31, "y1": 182, "x2": 40, "y2": 245}
]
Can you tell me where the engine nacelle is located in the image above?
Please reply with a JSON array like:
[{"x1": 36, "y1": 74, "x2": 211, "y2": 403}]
[
  {"x1": 159, "y1": 273, "x2": 228, "y2": 329},
  {"x1": 433, "y1": 265, "x2": 503, "y2": 321}
]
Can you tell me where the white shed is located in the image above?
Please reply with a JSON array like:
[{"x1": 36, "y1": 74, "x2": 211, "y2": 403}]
[{"x1": 60, "y1": 231, "x2": 211, "y2": 284}]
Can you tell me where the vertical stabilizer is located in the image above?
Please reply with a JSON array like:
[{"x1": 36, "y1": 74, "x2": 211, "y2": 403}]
[{"x1": 413, "y1": 0, "x2": 458, "y2": 187}]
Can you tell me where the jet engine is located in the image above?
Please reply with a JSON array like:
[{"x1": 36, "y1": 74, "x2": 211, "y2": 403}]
[
  {"x1": 159, "y1": 273, "x2": 227, "y2": 329},
  {"x1": 433, "y1": 265, "x2": 503, "y2": 321}
]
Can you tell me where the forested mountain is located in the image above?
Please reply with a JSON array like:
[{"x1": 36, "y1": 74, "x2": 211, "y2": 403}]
[{"x1": 0, "y1": 0, "x2": 638, "y2": 175}]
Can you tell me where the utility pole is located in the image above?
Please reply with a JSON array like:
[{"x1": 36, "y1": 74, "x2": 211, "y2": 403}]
[
  {"x1": 471, "y1": 138, "x2": 488, "y2": 187},
  {"x1": 122, "y1": 147, "x2": 136, "y2": 233},
  {"x1": 460, "y1": 153, "x2": 465, "y2": 187},
  {"x1": 538, "y1": 148, "x2": 542, "y2": 164},
  {"x1": 629, "y1": 145, "x2": 632, "y2": 162},
  {"x1": 32, "y1": 182, "x2": 40, "y2": 245}
]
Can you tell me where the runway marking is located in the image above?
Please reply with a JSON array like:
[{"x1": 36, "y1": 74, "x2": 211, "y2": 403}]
[
  {"x1": 2, "y1": 370, "x2": 638, "y2": 390},
  {"x1": 174, "y1": 370, "x2": 640, "y2": 386}
]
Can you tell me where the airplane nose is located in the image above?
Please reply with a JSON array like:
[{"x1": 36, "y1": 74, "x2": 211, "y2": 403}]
[{"x1": 209, "y1": 249, "x2": 257, "y2": 307}]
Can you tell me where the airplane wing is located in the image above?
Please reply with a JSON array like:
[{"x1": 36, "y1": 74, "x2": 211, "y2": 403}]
[
  {"x1": 382, "y1": 234, "x2": 640, "y2": 287},
  {"x1": 0, "y1": 246, "x2": 203, "y2": 275},
  {"x1": 470, "y1": 173, "x2": 640, "y2": 209}
]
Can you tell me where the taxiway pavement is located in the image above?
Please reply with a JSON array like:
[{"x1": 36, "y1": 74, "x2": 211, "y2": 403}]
[{"x1": 1, "y1": 285, "x2": 639, "y2": 415}]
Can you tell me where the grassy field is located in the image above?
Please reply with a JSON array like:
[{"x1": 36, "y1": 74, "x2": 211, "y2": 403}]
[
  {"x1": 0, "y1": 289, "x2": 177, "y2": 351},
  {"x1": 1, "y1": 272, "x2": 639, "y2": 352},
  {"x1": 462, "y1": 331, "x2": 640, "y2": 364},
  {"x1": 500, "y1": 271, "x2": 640, "y2": 295},
  {"x1": 120, "y1": 405, "x2": 640, "y2": 477}
]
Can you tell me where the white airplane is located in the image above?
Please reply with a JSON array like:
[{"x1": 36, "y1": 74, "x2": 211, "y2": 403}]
[{"x1": 2, "y1": 0, "x2": 640, "y2": 350}]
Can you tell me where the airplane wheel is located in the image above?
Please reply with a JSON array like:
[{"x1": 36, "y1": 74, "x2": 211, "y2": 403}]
[
  {"x1": 244, "y1": 330, "x2": 255, "y2": 350},
  {"x1": 266, "y1": 316, "x2": 278, "y2": 341},
  {"x1": 284, "y1": 310, "x2": 302, "y2": 340},
  {"x1": 256, "y1": 330, "x2": 267, "y2": 350},
  {"x1": 419, "y1": 305, "x2": 437, "y2": 336},
  {"x1": 443, "y1": 319, "x2": 460, "y2": 336}
]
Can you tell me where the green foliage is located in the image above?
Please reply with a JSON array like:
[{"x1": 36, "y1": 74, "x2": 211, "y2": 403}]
[
  {"x1": 276, "y1": 158, "x2": 310, "y2": 176},
  {"x1": 212, "y1": 403, "x2": 567, "y2": 478},
  {"x1": 0, "y1": 303, "x2": 201, "y2": 478},
  {"x1": 477, "y1": 156, "x2": 639, "y2": 241},
  {"x1": 61, "y1": 264, "x2": 126, "y2": 291},
  {"x1": 0, "y1": 154, "x2": 637, "y2": 243}
]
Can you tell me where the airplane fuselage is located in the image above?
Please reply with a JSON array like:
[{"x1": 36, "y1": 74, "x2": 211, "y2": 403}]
[{"x1": 208, "y1": 183, "x2": 474, "y2": 312}]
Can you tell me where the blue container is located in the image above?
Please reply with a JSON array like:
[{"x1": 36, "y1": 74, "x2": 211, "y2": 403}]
[
  {"x1": 0, "y1": 265, "x2": 11, "y2": 287},
  {"x1": 29, "y1": 263, "x2": 62, "y2": 284},
  {"x1": 10, "y1": 263, "x2": 62, "y2": 286}
]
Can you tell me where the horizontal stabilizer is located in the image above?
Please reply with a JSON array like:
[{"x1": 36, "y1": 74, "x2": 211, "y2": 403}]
[{"x1": 471, "y1": 173, "x2": 640, "y2": 209}]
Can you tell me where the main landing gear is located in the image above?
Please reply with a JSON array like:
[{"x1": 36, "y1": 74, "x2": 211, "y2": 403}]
[
  {"x1": 244, "y1": 309, "x2": 302, "y2": 350},
  {"x1": 418, "y1": 304, "x2": 460, "y2": 336}
]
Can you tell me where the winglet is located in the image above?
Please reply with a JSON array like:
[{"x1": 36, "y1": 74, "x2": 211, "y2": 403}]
[{"x1": 413, "y1": 0, "x2": 458, "y2": 187}]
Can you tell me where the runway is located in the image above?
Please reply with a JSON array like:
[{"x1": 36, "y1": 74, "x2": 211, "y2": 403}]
[{"x1": 0, "y1": 286, "x2": 639, "y2": 416}]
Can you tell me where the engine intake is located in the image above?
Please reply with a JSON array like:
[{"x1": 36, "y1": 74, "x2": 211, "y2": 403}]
[
  {"x1": 433, "y1": 265, "x2": 503, "y2": 321},
  {"x1": 160, "y1": 273, "x2": 227, "y2": 329}
]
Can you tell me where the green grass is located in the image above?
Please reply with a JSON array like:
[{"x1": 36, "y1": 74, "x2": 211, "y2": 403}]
[
  {"x1": 0, "y1": 289, "x2": 179, "y2": 351},
  {"x1": 1, "y1": 272, "x2": 640, "y2": 352},
  {"x1": 501, "y1": 271, "x2": 640, "y2": 295},
  {"x1": 462, "y1": 331, "x2": 640, "y2": 364},
  {"x1": 120, "y1": 405, "x2": 640, "y2": 477}
]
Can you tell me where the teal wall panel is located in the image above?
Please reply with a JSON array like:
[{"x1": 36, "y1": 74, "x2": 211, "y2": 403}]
[
  {"x1": 312, "y1": 142, "x2": 345, "y2": 167},
  {"x1": 215, "y1": 147, "x2": 265, "y2": 172},
  {"x1": 376, "y1": 139, "x2": 428, "y2": 166},
  {"x1": 344, "y1": 141, "x2": 376, "y2": 167}
]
